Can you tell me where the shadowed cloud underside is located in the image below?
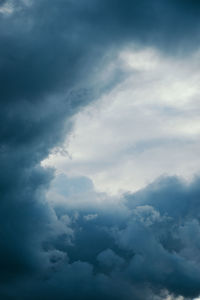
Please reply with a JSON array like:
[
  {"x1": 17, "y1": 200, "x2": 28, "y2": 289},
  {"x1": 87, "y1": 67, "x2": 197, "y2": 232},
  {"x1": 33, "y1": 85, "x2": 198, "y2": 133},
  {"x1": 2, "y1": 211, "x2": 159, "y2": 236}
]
[{"x1": 1, "y1": 1, "x2": 200, "y2": 299}]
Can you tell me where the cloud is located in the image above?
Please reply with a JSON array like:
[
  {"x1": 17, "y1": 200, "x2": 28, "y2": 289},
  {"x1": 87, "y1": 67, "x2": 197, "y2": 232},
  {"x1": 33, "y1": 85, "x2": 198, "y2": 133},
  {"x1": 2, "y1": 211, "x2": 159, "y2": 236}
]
[
  {"x1": 43, "y1": 47, "x2": 200, "y2": 194},
  {"x1": 2, "y1": 175, "x2": 200, "y2": 299},
  {"x1": 1, "y1": 0, "x2": 200, "y2": 299}
]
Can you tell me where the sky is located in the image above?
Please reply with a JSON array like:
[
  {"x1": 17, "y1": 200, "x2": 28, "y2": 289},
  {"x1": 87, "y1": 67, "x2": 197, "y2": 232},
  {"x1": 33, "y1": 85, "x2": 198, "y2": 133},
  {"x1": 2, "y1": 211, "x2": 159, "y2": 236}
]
[{"x1": 1, "y1": 0, "x2": 200, "y2": 299}]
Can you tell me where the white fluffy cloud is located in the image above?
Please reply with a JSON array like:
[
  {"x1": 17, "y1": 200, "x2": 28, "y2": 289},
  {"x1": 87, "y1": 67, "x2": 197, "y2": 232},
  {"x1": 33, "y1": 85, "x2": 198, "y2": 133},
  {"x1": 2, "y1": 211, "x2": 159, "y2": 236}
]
[{"x1": 42, "y1": 46, "x2": 200, "y2": 195}]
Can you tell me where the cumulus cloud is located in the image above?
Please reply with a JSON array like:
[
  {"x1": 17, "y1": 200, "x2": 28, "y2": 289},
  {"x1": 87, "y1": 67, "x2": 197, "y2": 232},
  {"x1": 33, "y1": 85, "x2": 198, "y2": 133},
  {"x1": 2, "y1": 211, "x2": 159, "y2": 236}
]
[
  {"x1": 2, "y1": 175, "x2": 200, "y2": 299},
  {"x1": 1, "y1": 0, "x2": 200, "y2": 299}
]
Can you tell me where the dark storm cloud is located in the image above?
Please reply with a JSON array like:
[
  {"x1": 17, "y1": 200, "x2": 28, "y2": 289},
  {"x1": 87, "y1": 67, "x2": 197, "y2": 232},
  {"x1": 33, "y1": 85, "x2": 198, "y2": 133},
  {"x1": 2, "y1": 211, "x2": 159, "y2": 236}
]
[
  {"x1": 1, "y1": 0, "x2": 200, "y2": 299},
  {"x1": 22, "y1": 176, "x2": 200, "y2": 300},
  {"x1": 3, "y1": 175, "x2": 200, "y2": 300}
]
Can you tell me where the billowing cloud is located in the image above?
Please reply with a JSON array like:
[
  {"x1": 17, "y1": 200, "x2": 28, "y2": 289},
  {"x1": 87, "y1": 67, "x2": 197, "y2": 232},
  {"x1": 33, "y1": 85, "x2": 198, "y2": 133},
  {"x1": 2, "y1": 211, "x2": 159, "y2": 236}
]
[
  {"x1": 1, "y1": 0, "x2": 200, "y2": 299},
  {"x1": 2, "y1": 174, "x2": 200, "y2": 299}
]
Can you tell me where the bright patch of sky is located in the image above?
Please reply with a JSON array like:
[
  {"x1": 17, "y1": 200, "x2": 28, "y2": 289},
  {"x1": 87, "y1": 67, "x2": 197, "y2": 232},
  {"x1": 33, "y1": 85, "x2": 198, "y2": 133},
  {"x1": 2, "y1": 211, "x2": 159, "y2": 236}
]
[
  {"x1": 42, "y1": 46, "x2": 200, "y2": 196},
  {"x1": 0, "y1": 1, "x2": 14, "y2": 15},
  {"x1": 0, "y1": 0, "x2": 32, "y2": 15}
]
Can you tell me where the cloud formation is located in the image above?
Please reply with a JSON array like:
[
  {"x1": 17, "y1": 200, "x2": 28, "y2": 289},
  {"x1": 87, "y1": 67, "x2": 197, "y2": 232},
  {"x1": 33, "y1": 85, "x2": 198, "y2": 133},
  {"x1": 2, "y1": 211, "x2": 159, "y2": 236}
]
[
  {"x1": 1, "y1": 0, "x2": 200, "y2": 299},
  {"x1": 44, "y1": 47, "x2": 200, "y2": 194},
  {"x1": 3, "y1": 174, "x2": 200, "y2": 299}
]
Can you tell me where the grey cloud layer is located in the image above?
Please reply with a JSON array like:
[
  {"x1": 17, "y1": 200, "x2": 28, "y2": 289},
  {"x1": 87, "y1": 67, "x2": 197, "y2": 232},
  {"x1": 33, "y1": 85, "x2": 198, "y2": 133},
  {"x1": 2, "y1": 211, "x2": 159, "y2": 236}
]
[
  {"x1": 4, "y1": 175, "x2": 200, "y2": 300},
  {"x1": 1, "y1": 0, "x2": 200, "y2": 299}
]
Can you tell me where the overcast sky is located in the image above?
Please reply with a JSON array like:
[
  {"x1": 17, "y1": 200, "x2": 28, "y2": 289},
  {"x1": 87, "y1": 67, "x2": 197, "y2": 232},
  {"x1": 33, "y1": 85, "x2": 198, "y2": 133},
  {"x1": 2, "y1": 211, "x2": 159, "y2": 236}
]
[
  {"x1": 1, "y1": 1, "x2": 200, "y2": 299},
  {"x1": 43, "y1": 46, "x2": 200, "y2": 195}
]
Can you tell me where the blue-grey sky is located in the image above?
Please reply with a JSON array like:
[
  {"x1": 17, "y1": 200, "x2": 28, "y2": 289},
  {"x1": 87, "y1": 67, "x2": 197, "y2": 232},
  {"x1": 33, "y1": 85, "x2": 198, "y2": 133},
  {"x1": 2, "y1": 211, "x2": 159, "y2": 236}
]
[{"x1": 1, "y1": 1, "x2": 200, "y2": 299}]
